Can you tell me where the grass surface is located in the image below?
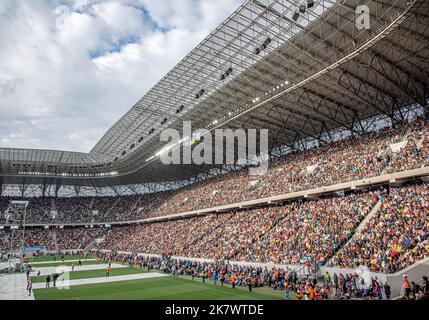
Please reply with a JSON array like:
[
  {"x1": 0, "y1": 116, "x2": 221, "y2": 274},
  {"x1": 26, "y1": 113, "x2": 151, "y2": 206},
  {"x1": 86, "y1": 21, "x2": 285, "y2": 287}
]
[
  {"x1": 29, "y1": 260, "x2": 102, "y2": 268},
  {"x1": 31, "y1": 266, "x2": 148, "y2": 283},
  {"x1": 34, "y1": 275, "x2": 292, "y2": 300},
  {"x1": 29, "y1": 255, "x2": 92, "y2": 262}
]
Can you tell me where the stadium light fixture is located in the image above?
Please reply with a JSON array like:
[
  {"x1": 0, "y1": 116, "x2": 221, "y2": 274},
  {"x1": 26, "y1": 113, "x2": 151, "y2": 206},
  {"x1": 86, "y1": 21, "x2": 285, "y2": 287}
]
[
  {"x1": 176, "y1": 105, "x2": 185, "y2": 113},
  {"x1": 292, "y1": 11, "x2": 300, "y2": 21},
  {"x1": 195, "y1": 89, "x2": 205, "y2": 99},
  {"x1": 220, "y1": 67, "x2": 233, "y2": 81},
  {"x1": 254, "y1": 37, "x2": 272, "y2": 55},
  {"x1": 262, "y1": 37, "x2": 272, "y2": 47}
]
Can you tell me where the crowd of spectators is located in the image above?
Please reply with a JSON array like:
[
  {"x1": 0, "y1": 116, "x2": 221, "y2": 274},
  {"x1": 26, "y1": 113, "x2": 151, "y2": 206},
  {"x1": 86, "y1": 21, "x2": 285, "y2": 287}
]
[
  {"x1": 0, "y1": 118, "x2": 428, "y2": 277},
  {"x1": 102, "y1": 215, "x2": 224, "y2": 256},
  {"x1": 1, "y1": 118, "x2": 428, "y2": 224},
  {"x1": 1, "y1": 182, "x2": 428, "y2": 275},
  {"x1": 331, "y1": 183, "x2": 429, "y2": 273},
  {"x1": 144, "y1": 119, "x2": 426, "y2": 217},
  {"x1": 385, "y1": 119, "x2": 429, "y2": 173},
  {"x1": 0, "y1": 195, "x2": 144, "y2": 225},
  {"x1": 102, "y1": 192, "x2": 374, "y2": 266},
  {"x1": 0, "y1": 227, "x2": 107, "y2": 252},
  {"x1": 95, "y1": 252, "x2": 429, "y2": 300},
  {"x1": 100, "y1": 184, "x2": 427, "y2": 274},
  {"x1": 179, "y1": 207, "x2": 286, "y2": 260},
  {"x1": 236, "y1": 192, "x2": 376, "y2": 265}
]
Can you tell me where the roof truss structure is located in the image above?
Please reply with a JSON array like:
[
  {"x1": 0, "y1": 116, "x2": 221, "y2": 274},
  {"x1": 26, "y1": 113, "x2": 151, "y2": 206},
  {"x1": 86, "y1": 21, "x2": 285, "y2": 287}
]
[{"x1": 0, "y1": 0, "x2": 428, "y2": 190}]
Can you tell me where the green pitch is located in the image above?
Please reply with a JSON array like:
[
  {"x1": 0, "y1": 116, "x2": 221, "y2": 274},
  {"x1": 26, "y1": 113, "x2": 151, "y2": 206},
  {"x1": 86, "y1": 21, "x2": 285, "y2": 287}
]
[
  {"x1": 33, "y1": 276, "x2": 292, "y2": 300},
  {"x1": 31, "y1": 258, "x2": 294, "y2": 300},
  {"x1": 31, "y1": 266, "x2": 149, "y2": 283},
  {"x1": 29, "y1": 260, "x2": 103, "y2": 268},
  {"x1": 30, "y1": 255, "x2": 90, "y2": 262}
]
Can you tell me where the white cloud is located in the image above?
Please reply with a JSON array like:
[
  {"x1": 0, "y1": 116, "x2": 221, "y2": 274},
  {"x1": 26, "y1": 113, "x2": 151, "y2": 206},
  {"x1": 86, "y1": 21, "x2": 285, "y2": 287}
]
[{"x1": 0, "y1": 0, "x2": 242, "y2": 152}]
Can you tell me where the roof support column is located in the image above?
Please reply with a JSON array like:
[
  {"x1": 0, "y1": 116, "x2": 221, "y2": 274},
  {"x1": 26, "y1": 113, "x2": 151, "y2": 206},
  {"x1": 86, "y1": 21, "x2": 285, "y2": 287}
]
[
  {"x1": 55, "y1": 182, "x2": 62, "y2": 198},
  {"x1": 20, "y1": 183, "x2": 28, "y2": 198},
  {"x1": 73, "y1": 186, "x2": 81, "y2": 197},
  {"x1": 111, "y1": 186, "x2": 120, "y2": 196},
  {"x1": 41, "y1": 183, "x2": 48, "y2": 198}
]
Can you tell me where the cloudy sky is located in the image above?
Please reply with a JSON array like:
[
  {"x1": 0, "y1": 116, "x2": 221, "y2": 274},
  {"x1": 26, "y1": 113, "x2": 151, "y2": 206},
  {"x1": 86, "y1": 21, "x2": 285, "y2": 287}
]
[{"x1": 0, "y1": 0, "x2": 242, "y2": 153}]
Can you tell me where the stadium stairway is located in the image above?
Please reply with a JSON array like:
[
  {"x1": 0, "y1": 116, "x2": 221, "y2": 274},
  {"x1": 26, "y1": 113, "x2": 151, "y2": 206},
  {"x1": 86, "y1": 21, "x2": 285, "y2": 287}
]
[
  {"x1": 51, "y1": 231, "x2": 59, "y2": 252},
  {"x1": 326, "y1": 201, "x2": 382, "y2": 266},
  {"x1": 88, "y1": 197, "x2": 96, "y2": 215},
  {"x1": 50, "y1": 198, "x2": 55, "y2": 212},
  {"x1": 84, "y1": 237, "x2": 106, "y2": 252},
  {"x1": 104, "y1": 197, "x2": 121, "y2": 219},
  {"x1": 352, "y1": 201, "x2": 382, "y2": 237},
  {"x1": 380, "y1": 120, "x2": 424, "y2": 175},
  {"x1": 182, "y1": 221, "x2": 225, "y2": 252},
  {"x1": 129, "y1": 194, "x2": 146, "y2": 220}
]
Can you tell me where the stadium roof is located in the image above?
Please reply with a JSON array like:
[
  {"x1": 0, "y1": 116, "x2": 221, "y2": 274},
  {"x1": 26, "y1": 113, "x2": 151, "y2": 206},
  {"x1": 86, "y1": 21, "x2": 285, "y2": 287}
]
[{"x1": 1, "y1": 0, "x2": 428, "y2": 189}]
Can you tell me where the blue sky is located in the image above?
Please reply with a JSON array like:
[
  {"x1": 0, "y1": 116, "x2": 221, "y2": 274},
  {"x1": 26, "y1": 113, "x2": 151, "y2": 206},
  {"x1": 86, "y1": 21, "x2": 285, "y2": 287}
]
[{"x1": 0, "y1": 0, "x2": 242, "y2": 152}]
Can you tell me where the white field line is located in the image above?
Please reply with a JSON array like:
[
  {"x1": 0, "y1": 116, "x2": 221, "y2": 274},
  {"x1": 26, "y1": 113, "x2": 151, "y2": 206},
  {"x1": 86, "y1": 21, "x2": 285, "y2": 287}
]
[
  {"x1": 32, "y1": 272, "x2": 169, "y2": 289},
  {"x1": 28, "y1": 259, "x2": 96, "y2": 265},
  {"x1": 32, "y1": 263, "x2": 126, "y2": 276}
]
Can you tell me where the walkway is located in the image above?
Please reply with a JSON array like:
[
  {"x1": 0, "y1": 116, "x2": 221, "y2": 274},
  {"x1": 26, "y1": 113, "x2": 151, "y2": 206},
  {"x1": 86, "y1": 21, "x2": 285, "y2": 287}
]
[{"x1": 0, "y1": 273, "x2": 35, "y2": 300}]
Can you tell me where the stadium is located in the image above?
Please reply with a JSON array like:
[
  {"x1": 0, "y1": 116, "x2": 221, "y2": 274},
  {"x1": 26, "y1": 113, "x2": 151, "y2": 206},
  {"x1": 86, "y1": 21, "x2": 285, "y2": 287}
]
[{"x1": 0, "y1": 0, "x2": 429, "y2": 304}]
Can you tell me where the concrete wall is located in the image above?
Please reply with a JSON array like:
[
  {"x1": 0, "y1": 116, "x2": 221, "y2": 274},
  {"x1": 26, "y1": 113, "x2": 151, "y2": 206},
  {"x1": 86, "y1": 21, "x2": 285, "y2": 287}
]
[
  {"x1": 322, "y1": 257, "x2": 429, "y2": 297},
  {"x1": 386, "y1": 257, "x2": 429, "y2": 297}
]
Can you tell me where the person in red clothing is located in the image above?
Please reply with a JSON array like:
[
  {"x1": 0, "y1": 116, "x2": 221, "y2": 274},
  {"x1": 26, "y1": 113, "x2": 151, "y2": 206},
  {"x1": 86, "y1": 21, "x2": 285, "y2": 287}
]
[
  {"x1": 402, "y1": 275, "x2": 411, "y2": 299},
  {"x1": 106, "y1": 266, "x2": 111, "y2": 277},
  {"x1": 309, "y1": 286, "x2": 315, "y2": 300},
  {"x1": 230, "y1": 274, "x2": 236, "y2": 289}
]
